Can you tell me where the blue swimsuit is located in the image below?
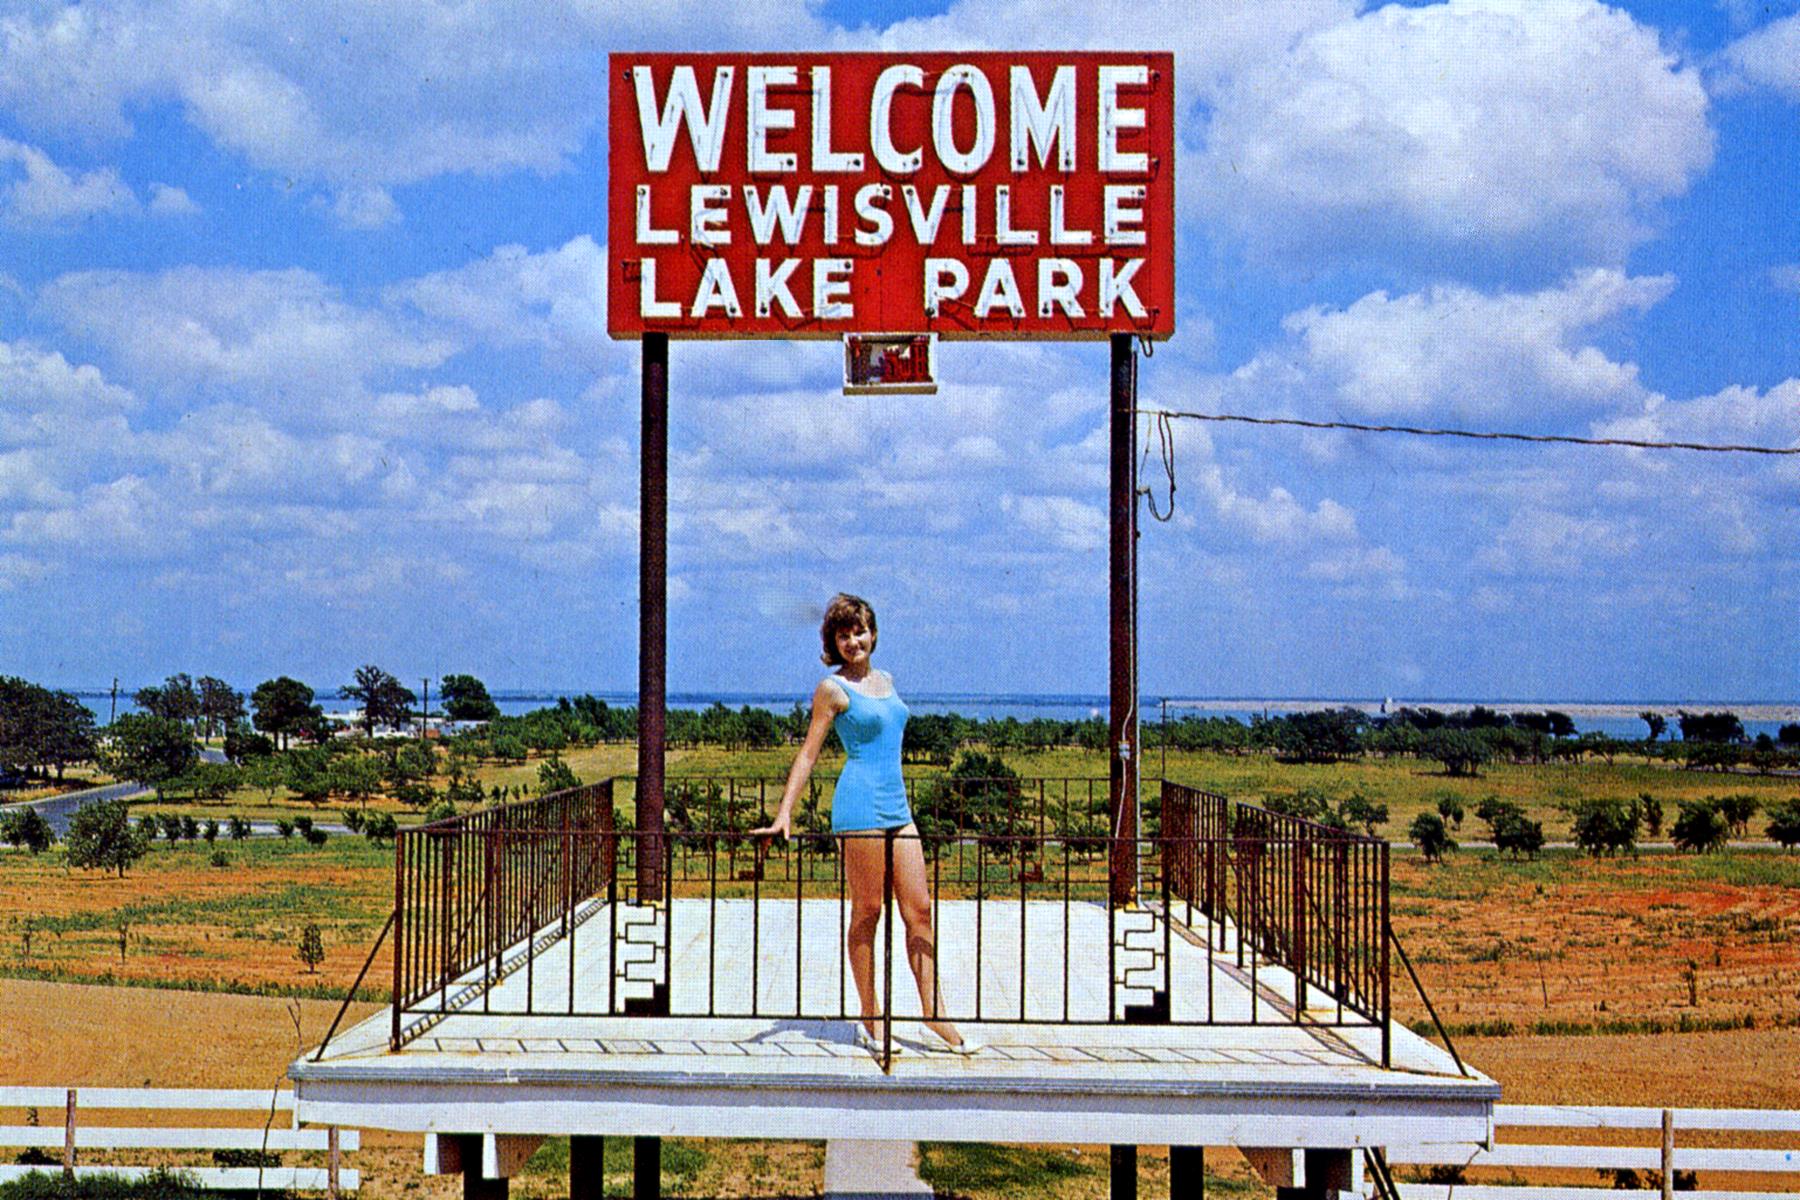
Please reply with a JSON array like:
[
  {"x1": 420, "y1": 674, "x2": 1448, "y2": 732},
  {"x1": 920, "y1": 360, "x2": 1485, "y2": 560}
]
[{"x1": 828, "y1": 675, "x2": 912, "y2": 833}]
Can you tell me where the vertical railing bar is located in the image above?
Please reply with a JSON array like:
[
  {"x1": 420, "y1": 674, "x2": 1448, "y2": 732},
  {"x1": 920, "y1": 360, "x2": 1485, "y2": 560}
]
[
  {"x1": 1062, "y1": 836, "x2": 1071, "y2": 1022},
  {"x1": 1018, "y1": 841, "x2": 1027, "y2": 1021},
  {"x1": 795, "y1": 833, "x2": 804, "y2": 1018},
  {"x1": 838, "y1": 837, "x2": 847, "y2": 1020},
  {"x1": 751, "y1": 831, "x2": 762, "y2": 1016},
  {"x1": 975, "y1": 835, "x2": 985, "y2": 1023},
  {"x1": 882, "y1": 829, "x2": 895, "y2": 1071},
  {"x1": 708, "y1": 832, "x2": 718, "y2": 1016}
]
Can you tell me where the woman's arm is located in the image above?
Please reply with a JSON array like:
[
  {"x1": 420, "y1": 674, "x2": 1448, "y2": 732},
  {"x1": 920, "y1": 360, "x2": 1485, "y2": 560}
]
[{"x1": 753, "y1": 678, "x2": 845, "y2": 839}]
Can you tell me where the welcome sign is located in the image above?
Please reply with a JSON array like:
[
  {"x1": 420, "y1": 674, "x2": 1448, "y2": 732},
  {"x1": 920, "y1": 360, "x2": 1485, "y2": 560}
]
[{"x1": 608, "y1": 52, "x2": 1175, "y2": 340}]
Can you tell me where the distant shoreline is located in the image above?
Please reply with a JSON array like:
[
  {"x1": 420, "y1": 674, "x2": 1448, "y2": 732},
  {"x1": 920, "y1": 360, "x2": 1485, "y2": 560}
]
[{"x1": 1158, "y1": 698, "x2": 1800, "y2": 723}]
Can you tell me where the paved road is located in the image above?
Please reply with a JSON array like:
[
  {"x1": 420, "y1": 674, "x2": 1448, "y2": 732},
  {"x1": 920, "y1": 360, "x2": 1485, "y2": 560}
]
[{"x1": 2, "y1": 748, "x2": 229, "y2": 836}]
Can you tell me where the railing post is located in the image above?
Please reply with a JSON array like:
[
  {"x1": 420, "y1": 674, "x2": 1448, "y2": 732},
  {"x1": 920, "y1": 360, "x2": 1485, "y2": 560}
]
[
  {"x1": 392, "y1": 833, "x2": 405, "y2": 1049},
  {"x1": 1380, "y1": 843, "x2": 1392, "y2": 1068},
  {"x1": 1294, "y1": 830, "x2": 1309, "y2": 1015},
  {"x1": 882, "y1": 829, "x2": 896, "y2": 1071},
  {"x1": 328, "y1": 1126, "x2": 341, "y2": 1200}
]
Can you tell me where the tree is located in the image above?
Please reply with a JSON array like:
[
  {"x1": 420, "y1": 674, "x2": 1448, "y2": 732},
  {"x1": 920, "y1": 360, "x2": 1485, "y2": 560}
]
[
  {"x1": 439, "y1": 674, "x2": 500, "y2": 723},
  {"x1": 1779, "y1": 724, "x2": 1800, "y2": 748},
  {"x1": 1678, "y1": 710, "x2": 1745, "y2": 744},
  {"x1": 296, "y1": 924, "x2": 325, "y2": 973},
  {"x1": 1641, "y1": 711, "x2": 1667, "y2": 742},
  {"x1": 1492, "y1": 811, "x2": 1545, "y2": 860},
  {"x1": 1671, "y1": 800, "x2": 1730, "y2": 853},
  {"x1": 100, "y1": 713, "x2": 197, "y2": 797},
  {"x1": 1423, "y1": 728, "x2": 1492, "y2": 777},
  {"x1": 0, "y1": 806, "x2": 54, "y2": 854},
  {"x1": 1434, "y1": 794, "x2": 1465, "y2": 829},
  {"x1": 1339, "y1": 792, "x2": 1388, "y2": 836},
  {"x1": 0, "y1": 677, "x2": 97, "y2": 780},
  {"x1": 1409, "y1": 812, "x2": 1455, "y2": 863},
  {"x1": 340, "y1": 665, "x2": 416, "y2": 736},
  {"x1": 1569, "y1": 798, "x2": 1638, "y2": 857},
  {"x1": 1638, "y1": 793, "x2": 1664, "y2": 838},
  {"x1": 196, "y1": 677, "x2": 245, "y2": 741},
  {"x1": 252, "y1": 677, "x2": 320, "y2": 750},
  {"x1": 362, "y1": 811, "x2": 399, "y2": 845},
  {"x1": 65, "y1": 800, "x2": 146, "y2": 876},
  {"x1": 1716, "y1": 794, "x2": 1760, "y2": 837},
  {"x1": 1766, "y1": 799, "x2": 1800, "y2": 850},
  {"x1": 135, "y1": 674, "x2": 200, "y2": 730},
  {"x1": 228, "y1": 814, "x2": 251, "y2": 841}
]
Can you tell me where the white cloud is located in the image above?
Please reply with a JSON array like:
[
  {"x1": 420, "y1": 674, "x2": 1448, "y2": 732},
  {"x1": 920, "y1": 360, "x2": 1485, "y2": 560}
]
[
  {"x1": 395, "y1": 237, "x2": 609, "y2": 368},
  {"x1": 1594, "y1": 378, "x2": 1800, "y2": 456},
  {"x1": 1717, "y1": 12, "x2": 1800, "y2": 99},
  {"x1": 1281, "y1": 270, "x2": 1670, "y2": 423},
  {"x1": 1770, "y1": 264, "x2": 1800, "y2": 295},
  {"x1": 1476, "y1": 507, "x2": 1632, "y2": 575},
  {"x1": 0, "y1": 135, "x2": 136, "y2": 226},
  {"x1": 38, "y1": 265, "x2": 454, "y2": 409},
  {"x1": 0, "y1": 1, "x2": 837, "y2": 226},
  {"x1": 1195, "y1": 0, "x2": 1713, "y2": 269},
  {"x1": 147, "y1": 181, "x2": 198, "y2": 216},
  {"x1": 999, "y1": 494, "x2": 1106, "y2": 552}
]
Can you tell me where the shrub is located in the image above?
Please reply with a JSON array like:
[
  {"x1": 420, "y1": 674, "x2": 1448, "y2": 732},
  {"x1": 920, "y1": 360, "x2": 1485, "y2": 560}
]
[
  {"x1": 1409, "y1": 812, "x2": 1455, "y2": 863},
  {"x1": 423, "y1": 800, "x2": 458, "y2": 825},
  {"x1": 208, "y1": 848, "x2": 230, "y2": 869},
  {"x1": 179, "y1": 814, "x2": 199, "y2": 842},
  {"x1": 537, "y1": 755, "x2": 580, "y2": 796},
  {"x1": 158, "y1": 813, "x2": 183, "y2": 843},
  {"x1": 362, "y1": 811, "x2": 398, "y2": 845},
  {"x1": 292, "y1": 815, "x2": 313, "y2": 836},
  {"x1": 227, "y1": 815, "x2": 250, "y2": 841},
  {"x1": 1339, "y1": 792, "x2": 1388, "y2": 836},
  {"x1": 1423, "y1": 728, "x2": 1491, "y2": 777},
  {"x1": 1671, "y1": 800, "x2": 1730, "y2": 853},
  {"x1": 394, "y1": 780, "x2": 438, "y2": 809},
  {"x1": 341, "y1": 807, "x2": 365, "y2": 833},
  {"x1": 201, "y1": 819, "x2": 219, "y2": 844},
  {"x1": 302, "y1": 826, "x2": 328, "y2": 847},
  {"x1": 275, "y1": 819, "x2": 295, "y2": 839}
]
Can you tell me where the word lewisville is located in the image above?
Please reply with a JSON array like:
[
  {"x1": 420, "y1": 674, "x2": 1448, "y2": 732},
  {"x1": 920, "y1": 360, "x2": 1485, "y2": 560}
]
[{"x1": 608, "y1": 53, "x2": 1175, "y2": 340}]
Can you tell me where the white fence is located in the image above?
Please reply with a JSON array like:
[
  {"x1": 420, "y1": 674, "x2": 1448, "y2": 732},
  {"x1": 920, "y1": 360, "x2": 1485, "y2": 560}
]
[
  {"x1": 0, "y1": 1088, "x2": 358, "y2": 1194},
  {"x1": 1391, "y1": 1105, "x2": 1800, "y2": 1200}
]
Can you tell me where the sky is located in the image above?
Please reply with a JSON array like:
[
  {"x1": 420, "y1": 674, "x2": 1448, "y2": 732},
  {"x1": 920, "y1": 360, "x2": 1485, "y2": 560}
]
[{"x1": 1, "y1": 0, "x2": 1798, "y2": 704}]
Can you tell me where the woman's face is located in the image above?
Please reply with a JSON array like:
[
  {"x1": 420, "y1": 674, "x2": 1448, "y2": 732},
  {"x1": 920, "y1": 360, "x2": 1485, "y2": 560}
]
[{"x1": 834, "y1": 619, "x2": 874, "y2": 669}]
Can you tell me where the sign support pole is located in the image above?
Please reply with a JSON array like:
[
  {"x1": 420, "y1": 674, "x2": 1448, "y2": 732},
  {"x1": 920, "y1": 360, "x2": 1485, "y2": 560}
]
[
  {"x1": 637, "y1": 332, "x2": 668, "y2": 910},
  {"x1": 1109, "y1": 333, "x2": 1139, "y2": 908}
]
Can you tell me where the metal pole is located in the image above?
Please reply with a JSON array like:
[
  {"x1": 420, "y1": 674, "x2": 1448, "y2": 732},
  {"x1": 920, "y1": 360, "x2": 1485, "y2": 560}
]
[
  {"x1": 1109, "y1": 333, "x2": 1139, "y2": 907},
  {"x1": 638, "y1": 332, "x2": 668, "y2": 913}
]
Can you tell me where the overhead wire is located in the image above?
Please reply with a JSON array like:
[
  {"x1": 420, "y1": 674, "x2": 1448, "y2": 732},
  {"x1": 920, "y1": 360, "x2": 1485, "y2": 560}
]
[{"x1": 1134, "y1": 408, "x2": 1800, "y2": 456}]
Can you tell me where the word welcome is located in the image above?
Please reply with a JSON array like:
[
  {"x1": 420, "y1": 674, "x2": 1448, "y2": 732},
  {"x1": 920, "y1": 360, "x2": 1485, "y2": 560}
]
[{"x1": 608, "y1": 52, "x2": 1175, "y2": 341}]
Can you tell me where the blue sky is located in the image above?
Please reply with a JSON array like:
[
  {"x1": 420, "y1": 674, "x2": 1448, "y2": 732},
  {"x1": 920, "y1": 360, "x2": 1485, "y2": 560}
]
[{"x1": 2, "y1": 0, "x2": 1797, "y2": 704}]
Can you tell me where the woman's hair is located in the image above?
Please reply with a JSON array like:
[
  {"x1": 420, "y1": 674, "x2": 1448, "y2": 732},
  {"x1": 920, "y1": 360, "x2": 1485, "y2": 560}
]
[{"x1": 820, "y1": 593, "x2": 878, "y2": 666}]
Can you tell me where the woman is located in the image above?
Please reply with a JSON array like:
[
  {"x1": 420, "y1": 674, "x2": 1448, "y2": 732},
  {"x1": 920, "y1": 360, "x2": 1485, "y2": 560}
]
[{"x1": 754, "y1": 594, "x2": 976, "y2": 1055}]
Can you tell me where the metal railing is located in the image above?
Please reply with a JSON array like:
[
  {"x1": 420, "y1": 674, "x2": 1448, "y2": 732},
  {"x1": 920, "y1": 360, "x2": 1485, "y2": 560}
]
[{"x1": 388, "y1": 778, "x2": 1393, "y2": 1064}]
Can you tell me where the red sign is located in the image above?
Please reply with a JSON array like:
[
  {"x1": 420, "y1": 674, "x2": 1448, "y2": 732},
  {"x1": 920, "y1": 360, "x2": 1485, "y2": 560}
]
[{"x1": 608, "y1": 52, "x2": 1175, "y2": 341}]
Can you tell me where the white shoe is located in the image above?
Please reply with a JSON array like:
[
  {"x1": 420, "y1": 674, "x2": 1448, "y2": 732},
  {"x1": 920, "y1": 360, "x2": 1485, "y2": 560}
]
[
  {"x1": 855, "y1": 1025, "x2": 902, "y2": 1056},
  {"x1": 917, "y1": 1026, "x2": 983, "y2": 1055}
]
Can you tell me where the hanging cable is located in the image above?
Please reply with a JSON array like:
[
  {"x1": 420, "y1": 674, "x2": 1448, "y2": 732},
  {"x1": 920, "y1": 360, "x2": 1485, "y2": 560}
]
[
  {"x1": 1136, "y1": 408, "x2": 1800, "y2": 456},
  {"x1": 1137, "y1": 409, "x2": 1176, "y2": 521}
]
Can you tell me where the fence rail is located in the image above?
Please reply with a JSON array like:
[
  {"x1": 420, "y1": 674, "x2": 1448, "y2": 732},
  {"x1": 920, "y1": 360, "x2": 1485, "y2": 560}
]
[
  {"x1": 0, "y1": 1088, "x2": 356, "y2": 1195},
  {"x1": 1390, "y1": 1105, "x2": 1800, "y2": 1200},
  {"x1": 388, "y1": 778, "x2": 1392, "y2": 1060}
]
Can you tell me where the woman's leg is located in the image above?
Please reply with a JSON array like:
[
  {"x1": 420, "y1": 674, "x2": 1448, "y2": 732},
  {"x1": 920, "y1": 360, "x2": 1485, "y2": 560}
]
[
  {"x1": 890, "y1": 825, "x2": 964, "y2": 1046},
  {"x1": 840, "y1": 832, "x2": 889, "y2": 1035}
]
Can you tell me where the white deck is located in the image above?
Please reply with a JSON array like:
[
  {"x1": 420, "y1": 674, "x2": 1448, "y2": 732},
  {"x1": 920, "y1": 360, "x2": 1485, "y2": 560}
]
[{"x1": 292, "y1": 899, "x2": 1497, "y2": 1147}]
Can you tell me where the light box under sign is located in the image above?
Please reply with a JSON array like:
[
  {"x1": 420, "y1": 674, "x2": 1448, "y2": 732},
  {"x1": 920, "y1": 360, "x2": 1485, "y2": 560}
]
[{"x1": 844, "y1": 334, "x2": 937, "y2": 395}]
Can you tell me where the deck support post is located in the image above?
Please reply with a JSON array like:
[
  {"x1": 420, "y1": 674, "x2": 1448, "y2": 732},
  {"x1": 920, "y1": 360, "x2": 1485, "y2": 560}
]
[
  {"x1": 634, "y1": 1135, "x2": 661, "y2": 1200},
  {"x1": 457, "y1": 1136, "x2": 507, "y2": 1200},
  {"x1": 1108, "y1": 332, "x2": 1139, "y2": 908},
  {"x1": 1111, "y1": 1144, "x2": 1138, "y2": 1200},
  {"x1": 1273, "y1": 1149, "x2": 1354, "y2": 1200},
  {"x1": 638, "y1": 331, "x2": 669, "y2": 905},
  {"x1": 1169, "y1": 1146, "x2": 1204, "y2": 1198},
  {"x1": 569, "y1": 1135, "x2": 604, "y2": 1200}
]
